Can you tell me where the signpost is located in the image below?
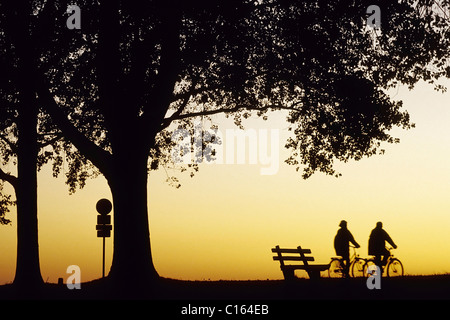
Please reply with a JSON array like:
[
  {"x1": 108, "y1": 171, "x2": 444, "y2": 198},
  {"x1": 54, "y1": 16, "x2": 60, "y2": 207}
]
[{"x1": 96, "y1": 199, "x2": 112, "y2": 278}]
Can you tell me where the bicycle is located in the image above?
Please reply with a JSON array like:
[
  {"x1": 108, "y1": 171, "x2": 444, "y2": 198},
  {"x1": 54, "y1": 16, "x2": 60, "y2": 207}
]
[
  {"x1": 328, "y1": 246, "x2": 367, "y2": 278},
  {"x1": 363, "y1": 247, "x2": 404, "y2": 277}
]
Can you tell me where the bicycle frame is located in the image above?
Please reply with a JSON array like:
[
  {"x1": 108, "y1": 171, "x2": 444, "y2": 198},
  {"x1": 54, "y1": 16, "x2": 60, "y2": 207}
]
[
  {"x1": 373, "y1": 247, "x2": 395, "y2": 268},
  {"x1": 329, "y1": 246, "x2": 366, "y2": 278},
  {"x1": 364, "y1": 247, "x2": 404, "y2": 277}
]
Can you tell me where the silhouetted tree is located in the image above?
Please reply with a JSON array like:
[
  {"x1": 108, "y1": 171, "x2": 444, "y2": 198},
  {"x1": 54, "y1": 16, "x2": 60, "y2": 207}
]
[
  {"x1": 0, "y1": 1, "x2": 96, "y2": 289},
  {"x1": 5, "y1": 0, "x2": 449, "y2": 289},
  {"x1": 0, "y1": 1, "x2": 46, "y2": 288}
]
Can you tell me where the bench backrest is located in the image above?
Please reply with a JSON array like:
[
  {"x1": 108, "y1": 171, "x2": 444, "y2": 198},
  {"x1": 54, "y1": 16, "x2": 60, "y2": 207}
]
[{"x1": 272, "y1": 245, "x2": 315, "y2": 267}]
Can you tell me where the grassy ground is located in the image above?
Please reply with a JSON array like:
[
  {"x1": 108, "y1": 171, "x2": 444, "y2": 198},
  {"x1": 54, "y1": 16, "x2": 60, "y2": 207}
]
[{"x1": 1, "y1": 274, "x2": 450, "y2": 300}]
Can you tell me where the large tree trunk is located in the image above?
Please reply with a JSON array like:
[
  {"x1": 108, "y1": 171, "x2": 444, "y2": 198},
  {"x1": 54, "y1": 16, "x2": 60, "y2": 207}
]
[
  {"x1": 12, "y1": 2, "x2": 43, "y2": 289},
  {"x1": 106, "y1": 145, "x2": 159, "y2": 293},
  {"x1": 13, "y1": 96, "x2": 43, "y2": 289}
]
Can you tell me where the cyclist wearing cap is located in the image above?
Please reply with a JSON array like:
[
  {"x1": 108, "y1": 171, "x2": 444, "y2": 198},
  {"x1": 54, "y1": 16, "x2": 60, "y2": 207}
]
[{"x1": 334, "y1": 220, "x2": 360, "y2": 277}]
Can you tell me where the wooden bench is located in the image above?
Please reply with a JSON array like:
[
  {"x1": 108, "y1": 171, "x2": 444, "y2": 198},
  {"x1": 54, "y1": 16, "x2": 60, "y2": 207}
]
[{"x1": 272, "y1": 245, "x2": 330, "y2": 280}]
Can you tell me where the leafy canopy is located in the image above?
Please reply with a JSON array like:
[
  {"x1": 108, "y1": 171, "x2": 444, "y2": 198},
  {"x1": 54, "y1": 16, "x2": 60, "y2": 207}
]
[{"x1": 23, "y1": 0, "x2": 450, "y2": 180}]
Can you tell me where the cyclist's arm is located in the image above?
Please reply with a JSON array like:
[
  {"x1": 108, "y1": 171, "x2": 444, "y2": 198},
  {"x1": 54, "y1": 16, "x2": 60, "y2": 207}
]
[
  {"x1": 348, "y1": 231, "x2": 360, "y2": 248},
  {"x1": 384, "y1": 231, "x2": 397, "y2": 249}
]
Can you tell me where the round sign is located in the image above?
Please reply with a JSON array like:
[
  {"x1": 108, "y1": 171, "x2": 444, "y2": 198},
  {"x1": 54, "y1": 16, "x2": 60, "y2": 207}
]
[{"x1": 96, "y1": 198, "x2": 112, "y2": 215}]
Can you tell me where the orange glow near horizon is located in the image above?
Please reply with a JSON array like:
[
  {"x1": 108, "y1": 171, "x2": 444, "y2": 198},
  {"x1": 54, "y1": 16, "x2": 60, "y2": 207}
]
[{"x1": 1, "y1": 80, "x2": 450, "y2": 284}]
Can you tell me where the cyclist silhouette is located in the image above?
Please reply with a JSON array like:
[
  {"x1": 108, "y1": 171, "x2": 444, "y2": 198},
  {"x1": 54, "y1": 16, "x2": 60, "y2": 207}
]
[
  {"x1": 368, "y1": 222, "x2": 397, "y2": 269},
  {"x1": 334, "y1": 220, "x2": 360, "y2": 277}
]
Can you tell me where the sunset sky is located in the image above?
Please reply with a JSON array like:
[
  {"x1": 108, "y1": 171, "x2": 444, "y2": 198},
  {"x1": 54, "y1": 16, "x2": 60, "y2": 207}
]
[{"x1": 0, "y1": 79, "x2": 449, "y2": 284}]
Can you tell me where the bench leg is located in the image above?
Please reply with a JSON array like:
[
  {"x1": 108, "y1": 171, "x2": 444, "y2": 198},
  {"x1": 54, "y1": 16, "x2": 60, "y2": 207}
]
[
  {"x1": 282, "y1": 269, "x2": 296, "y2": 280},
  {"x1": 307, "y1": 270, "x2": 321, "y2": 280}
]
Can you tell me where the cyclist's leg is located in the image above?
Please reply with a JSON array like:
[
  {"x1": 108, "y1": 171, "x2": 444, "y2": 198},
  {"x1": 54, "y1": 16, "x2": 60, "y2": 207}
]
[
  {"x1": 381, "y1": 248, "x2": 390, "y2": 267},
  {"x1": 374, "y1": 255, "x2": 382, "y2": 269},
  {"x1": 342, "y1": 254, "x2": 350, "y2": 277},
  {"x1": 381, "y1": 254, "x2": 389, "y2": 267}
]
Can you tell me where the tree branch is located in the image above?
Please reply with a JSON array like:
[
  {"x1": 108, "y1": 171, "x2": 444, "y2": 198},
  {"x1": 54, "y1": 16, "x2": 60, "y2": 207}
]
[
  {"x1": 128, "y1": 25, "x2": 160, "y2": 104},
  {"x1": 34, "y1": 70, "x2": 113, "y2": 178},
  {"x1": 167, "y1": 95, "x2": 191, "y2": 121},
  {"x1": 171, "y1": 83, "x2": 219, "y2": 102},
  {"x1": 142, "y1": 6, "x2": 182, "y2": 128},
  {"x1": 0, "y1": 133, "x2": 18, "y2": 154},
  {"x1": 162, "y1": 102, "x2": 302, "y2": 129},
  {"x1": 37, "y1": 132, "x2": 63, "y2": 149},
  {"x1": 0, "y1": 167, "x2": 17, "y2": 190}
]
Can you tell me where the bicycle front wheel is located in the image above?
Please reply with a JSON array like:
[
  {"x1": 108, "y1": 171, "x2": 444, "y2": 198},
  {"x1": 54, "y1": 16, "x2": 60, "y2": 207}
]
[
  {"x1": 350, "y1": 258, "x2": 366, "y2": 278},
  {"x1": 363, "y1": 259, "x2": 378, "y2": 277},
  {"x1": 387, "y1": 258, "x2": 404, "y2": 277},
  {"x1": 328, "y1": 259, "x2": 343, "y2": 278}
]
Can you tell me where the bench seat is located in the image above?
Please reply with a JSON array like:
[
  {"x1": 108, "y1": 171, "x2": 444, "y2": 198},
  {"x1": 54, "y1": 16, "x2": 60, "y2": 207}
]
[{"x1": 272, "y1": 245, "x2": 330, "y2": 280}]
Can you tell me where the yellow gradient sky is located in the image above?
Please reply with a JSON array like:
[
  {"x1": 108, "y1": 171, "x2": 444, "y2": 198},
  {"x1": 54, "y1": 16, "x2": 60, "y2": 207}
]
[{"x1": 0, "y1": 79, "x2": 450, "y2": 284}]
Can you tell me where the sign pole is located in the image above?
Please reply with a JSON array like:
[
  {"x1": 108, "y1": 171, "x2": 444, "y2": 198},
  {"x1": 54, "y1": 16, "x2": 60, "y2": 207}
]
[
  {"x1": 102, "y1": 236, "x2": 106, "y2": 278},
  {"x1": 96, "y1": 199, "x2": 112, "y2": 279}
]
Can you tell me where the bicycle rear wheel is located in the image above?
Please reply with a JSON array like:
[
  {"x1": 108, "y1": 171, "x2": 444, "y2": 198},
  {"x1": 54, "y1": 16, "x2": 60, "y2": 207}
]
[
  {"x1": 328, "y1": 259, "x2": 343, "y2": 278},
  {"x1": 387, "y1": 258, "x2": 404, "y2": 277},
  {"x1": 350, "y1": 258, "x2": 366, "y2": 277}
]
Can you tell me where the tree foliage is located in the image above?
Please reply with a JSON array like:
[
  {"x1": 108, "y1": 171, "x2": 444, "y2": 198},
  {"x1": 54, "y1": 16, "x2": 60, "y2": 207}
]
[{"x1": 35, "y1": 0, "x2": 449, "y2": 181}]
